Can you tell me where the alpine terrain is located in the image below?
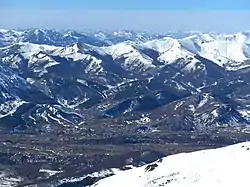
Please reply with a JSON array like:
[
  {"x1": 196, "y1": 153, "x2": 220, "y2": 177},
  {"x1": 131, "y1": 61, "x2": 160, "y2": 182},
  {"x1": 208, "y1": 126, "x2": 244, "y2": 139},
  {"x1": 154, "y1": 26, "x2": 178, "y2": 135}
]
[{"x1": 0, "y1": 28, "x2": 250, "y2": 186}]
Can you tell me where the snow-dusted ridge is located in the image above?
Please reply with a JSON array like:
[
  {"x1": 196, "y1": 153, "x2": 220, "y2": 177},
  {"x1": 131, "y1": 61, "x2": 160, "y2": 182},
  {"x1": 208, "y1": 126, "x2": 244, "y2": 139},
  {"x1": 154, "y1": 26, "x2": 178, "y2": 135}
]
[
  {"x1": 178, "y1": 32, "x2": 250, "y2": 70},
  {"x1": 1, "y1": 42, "x2": 106, "y2": 74},
  {"x1": 103, "y1": 42, "x2": 155, "y2": 72},
  {"x1": 142, "y1": 37, "x2": 196, "y2": 64},
  {"x1": 140, "y1": 32, "x2": 250, "y2": 71},
  {"x1": 92, "y1": 142, "x2": 250, "y2": 187}
]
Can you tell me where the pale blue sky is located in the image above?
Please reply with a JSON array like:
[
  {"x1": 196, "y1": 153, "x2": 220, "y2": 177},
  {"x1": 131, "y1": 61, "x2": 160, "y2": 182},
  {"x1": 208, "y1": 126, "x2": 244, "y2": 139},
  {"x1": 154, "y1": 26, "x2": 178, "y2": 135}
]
[
  {"x1": 0, "y1": 0, "x2": 249, "y2": 32},
  {"x1": 1, "y1": 0, "x2": 250, "y2": 10}
]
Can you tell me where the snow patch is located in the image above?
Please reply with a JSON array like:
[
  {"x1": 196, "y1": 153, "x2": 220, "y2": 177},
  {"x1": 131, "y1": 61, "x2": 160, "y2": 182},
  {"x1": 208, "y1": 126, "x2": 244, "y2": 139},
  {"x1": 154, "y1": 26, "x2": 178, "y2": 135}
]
[
  {"x1": 39, "y1": 169, "x2": 63, "y2": 177},
  {"x1": 135, "y1": 117, "x2": 151, "y2": 124}
]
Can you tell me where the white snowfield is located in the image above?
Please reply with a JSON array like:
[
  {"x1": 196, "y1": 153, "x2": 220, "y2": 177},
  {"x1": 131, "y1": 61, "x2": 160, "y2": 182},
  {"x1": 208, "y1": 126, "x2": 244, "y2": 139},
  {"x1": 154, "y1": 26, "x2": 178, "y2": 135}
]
[{"x1": 92, "y1": 142, "x2": 250, "y2": 187}]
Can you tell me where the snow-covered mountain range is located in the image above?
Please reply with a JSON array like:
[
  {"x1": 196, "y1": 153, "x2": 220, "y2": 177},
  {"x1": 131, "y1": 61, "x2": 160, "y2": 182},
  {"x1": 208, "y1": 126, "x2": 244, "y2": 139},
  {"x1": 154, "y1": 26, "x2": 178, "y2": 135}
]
[
  {"x1": 92, "y1": 141, "x2": 250, "y2": 187},
  {"x1": 0, "y1": 28, "x2": 250, "y2": 133},
  {"x1": 1, "y1": 29, "x2": 249, "y2": 71}
]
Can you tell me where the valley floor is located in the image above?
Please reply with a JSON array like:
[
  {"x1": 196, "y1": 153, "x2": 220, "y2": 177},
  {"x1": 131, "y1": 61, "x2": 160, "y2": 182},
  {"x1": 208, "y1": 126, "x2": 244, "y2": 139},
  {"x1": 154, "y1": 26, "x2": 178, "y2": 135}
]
[{"x1": 0, "y1": 130, "x2": 249, "y2": 186}]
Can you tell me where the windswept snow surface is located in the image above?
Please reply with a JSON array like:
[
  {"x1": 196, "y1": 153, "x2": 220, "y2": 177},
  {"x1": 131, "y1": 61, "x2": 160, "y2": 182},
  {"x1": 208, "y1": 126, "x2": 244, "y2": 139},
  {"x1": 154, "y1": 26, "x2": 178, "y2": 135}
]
[{"x1": 92, "y1": 142, "x2": 250, "y2": 187}]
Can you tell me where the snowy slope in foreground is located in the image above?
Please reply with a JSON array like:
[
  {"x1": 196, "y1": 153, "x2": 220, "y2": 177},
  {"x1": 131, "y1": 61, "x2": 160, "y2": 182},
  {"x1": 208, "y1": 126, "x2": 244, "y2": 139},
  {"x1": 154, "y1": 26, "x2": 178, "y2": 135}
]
[{"x1": 92, "y1": 142, "x2": 250, "y2": 187}]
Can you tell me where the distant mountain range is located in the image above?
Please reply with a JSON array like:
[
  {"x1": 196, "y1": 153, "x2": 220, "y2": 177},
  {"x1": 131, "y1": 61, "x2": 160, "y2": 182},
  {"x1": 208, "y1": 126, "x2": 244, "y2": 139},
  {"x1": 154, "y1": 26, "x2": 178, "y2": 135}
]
[{"x1": 0, "y1": 28, "x2": 250, "y2": 133}]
